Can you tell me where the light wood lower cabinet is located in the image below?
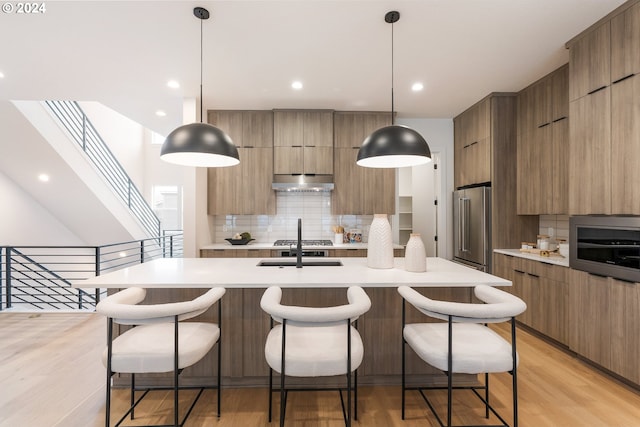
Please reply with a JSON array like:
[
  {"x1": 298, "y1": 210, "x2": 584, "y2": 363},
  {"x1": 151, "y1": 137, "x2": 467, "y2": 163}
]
[
  {"x1": 493, "y1": 253, "x2": 568, "y2": 345},
  {"x1": 569, "y1": 270, "x2": 640, "y2": 384},
  {"x1": 609, "y1": 278, "x2": 640, "y2": 385}
]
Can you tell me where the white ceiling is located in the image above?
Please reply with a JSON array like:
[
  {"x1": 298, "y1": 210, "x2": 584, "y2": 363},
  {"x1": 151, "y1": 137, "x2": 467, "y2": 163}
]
[{"x1": 0, "y1": 0, "x2": 626, "y2": 136}]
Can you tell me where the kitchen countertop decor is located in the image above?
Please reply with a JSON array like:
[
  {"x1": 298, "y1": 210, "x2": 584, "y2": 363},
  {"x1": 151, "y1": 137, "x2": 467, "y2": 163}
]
[{"x1": 494, "y1": 249, "x2": 570, "y2": 268}]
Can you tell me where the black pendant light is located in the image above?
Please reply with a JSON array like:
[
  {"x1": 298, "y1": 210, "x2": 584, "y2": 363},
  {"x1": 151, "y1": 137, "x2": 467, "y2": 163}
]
[
  {"x1": 160, "y1": 7, "x2": 239, "y2": 168},
  {"x1": 357, "y1": 11, "x2": 431, "y2": 168}
]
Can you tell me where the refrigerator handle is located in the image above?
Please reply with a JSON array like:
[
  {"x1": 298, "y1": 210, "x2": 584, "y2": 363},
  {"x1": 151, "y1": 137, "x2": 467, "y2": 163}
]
[
  {"x1": 462, "y1": 197, "x2": 470, "y2": 252},
  {"x1": 458, "y1": 197, "x2": 463, "y2": 252}
]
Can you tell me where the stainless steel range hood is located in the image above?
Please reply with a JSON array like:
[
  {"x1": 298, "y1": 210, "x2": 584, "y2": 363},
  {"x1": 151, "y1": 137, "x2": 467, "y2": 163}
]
[{"x1": 272, "y1": 175, "x2": 334, "y2": 192}]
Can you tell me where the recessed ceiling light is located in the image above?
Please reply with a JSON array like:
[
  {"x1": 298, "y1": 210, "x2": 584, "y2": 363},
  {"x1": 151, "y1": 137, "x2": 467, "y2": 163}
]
[
  {"x1": 0, "y1": 71, "x2": 4, "y2": 79},
  {"x1": 38, "y1": 174, "x2": 50, "y2": 182},
  {"x1": 156, "y1": 110, "x2": 167, "y2": 117},
  {"x1": 167, "y1": 80, "x2": 180, "y2": 89},
  {"x1": 291, "y1": 81, "x2": 303, "y2": 90},
  {"x1": 412, "y1": 82, "x2": 424, "y2": 92}
]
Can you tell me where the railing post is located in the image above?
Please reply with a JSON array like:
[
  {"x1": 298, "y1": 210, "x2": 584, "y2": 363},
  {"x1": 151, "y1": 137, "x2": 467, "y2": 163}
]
[
  {"x1": 128, "y1": 179, "x2": 132, "y2": 208},
  {"x1": 5, "y1": 247, "x2": 12, "y2": 309},
  {"x1": 95, "y1": 246, "x2": 101, "y2": 304},
  {"x1": 140, "y1": 241, "x2": 145, "y2": 264},
  {"x1": 170, "y1": 236, "x2": 174, "y2": 258},
  {"x1": 82, "y1": 113, "x2": 87, "y2": 152}
]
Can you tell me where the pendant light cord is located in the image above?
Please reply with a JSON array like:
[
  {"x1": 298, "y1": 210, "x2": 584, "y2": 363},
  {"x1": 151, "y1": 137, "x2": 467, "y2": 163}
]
[
  {"x1": 391, "y1": 18, "x2": 395, "y2": 125},
  {"x1": 199, "y1": 15, "x2": 204, "y2": 123}
]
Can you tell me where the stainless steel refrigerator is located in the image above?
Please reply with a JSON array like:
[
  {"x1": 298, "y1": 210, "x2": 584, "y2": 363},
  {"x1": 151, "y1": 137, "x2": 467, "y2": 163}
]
[{"x1": 453, "y1": 186, "x2": 492, "y2": 272}]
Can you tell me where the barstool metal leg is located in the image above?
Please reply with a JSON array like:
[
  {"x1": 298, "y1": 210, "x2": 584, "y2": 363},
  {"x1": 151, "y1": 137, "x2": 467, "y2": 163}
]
[
  {"x1": 401, "y1": 299, "x2": 406, "y2": 420},
  {"x1": 106, "y1": 318, "x2": 113, "y2": 427},
  {"x1": 217, "y1": 300, "x2": 222, "y2": 418},
  {"x1": 512, "y1": 317, "x2": 519, "y2": 427},
  {"x1": 280, "y1": 319, "x2": 287, "y2": 427},
  {"x1": 447, "y1": 315, "x2": 453, "y2": 427}
]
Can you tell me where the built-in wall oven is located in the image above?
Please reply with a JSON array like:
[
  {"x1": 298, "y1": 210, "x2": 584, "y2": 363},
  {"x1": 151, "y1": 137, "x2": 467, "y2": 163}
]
[{"x1": 570, "y1": 216, "x2": 640, "y2": 282}]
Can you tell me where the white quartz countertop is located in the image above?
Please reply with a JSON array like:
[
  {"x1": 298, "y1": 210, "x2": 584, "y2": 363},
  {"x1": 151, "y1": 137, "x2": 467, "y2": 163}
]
[
  {"x1": 76, "y1": 257, "x2": 511, "y2": 289},
  {"x1": 494, "y1": 249, "x2": 570, "y2": 268},
  {"x1": 201, "y1": 242, "x2": 404, "y2": 250}
]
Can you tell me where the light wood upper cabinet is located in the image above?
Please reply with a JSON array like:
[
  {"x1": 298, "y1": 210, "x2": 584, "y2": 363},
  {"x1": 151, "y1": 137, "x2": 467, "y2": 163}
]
[
  {"x1": 567, "y1": 3, "x2": 640, "y2": 215},
  {"x1": 273, "y1": 110, "x2": 333, "y2": 175},
  {"x1": 611, "y1": 73, "x2": 640, "y2": 214},
  {"x1": 332, "y1": 111, "x2": 395, "y2": 215},
  {"x1": 453, "y1": 98, "x2": 491, "y2": 188},
  {"x1": 516, "y1": 64, "x2": 569, "y2": 215},
  {"x1": 207, "y1": 111, "x2": 275, "y2": 215},
  {"x1": 569, "y1": 87, "x2": 611, "y2": 214},
  {"x1": 611, "y1": 2, "x2": 640, "y2": 82},
  {"x1": 569, "y1": 22, "x2": 611, "y2": 102}
]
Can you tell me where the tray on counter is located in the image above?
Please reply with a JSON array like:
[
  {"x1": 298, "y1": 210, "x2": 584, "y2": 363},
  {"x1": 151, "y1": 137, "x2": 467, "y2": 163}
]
[{"x1": 225, "y1": 238, "x2": 255, "y2": 246}]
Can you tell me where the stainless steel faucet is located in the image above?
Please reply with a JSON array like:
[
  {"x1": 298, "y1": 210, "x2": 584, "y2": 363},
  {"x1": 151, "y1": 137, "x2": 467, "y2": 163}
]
[{"x1": 296, "y1": 218, "x2": 302, "y2": 268}]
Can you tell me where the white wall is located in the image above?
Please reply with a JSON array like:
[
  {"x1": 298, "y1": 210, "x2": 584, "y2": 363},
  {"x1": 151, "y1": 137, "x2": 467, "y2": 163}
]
[
  {"x1": 0, "y1": 171, "x2": 85, "y2": 246},
  {"x1": 397, "y1": 118, "x2": 454, "y2": 259},
  {"x1": 79, "y1": 101, "x2": 146, "y2": 192}
]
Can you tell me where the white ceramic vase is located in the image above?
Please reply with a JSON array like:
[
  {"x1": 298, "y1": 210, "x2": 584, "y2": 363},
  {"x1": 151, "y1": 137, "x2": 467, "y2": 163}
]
[
  {"x1": 405, "y1": 233, "x2": 427, "y2": 272},
  {"x1": 367, "y1": 214, "x2": 394, "y2": 269}
]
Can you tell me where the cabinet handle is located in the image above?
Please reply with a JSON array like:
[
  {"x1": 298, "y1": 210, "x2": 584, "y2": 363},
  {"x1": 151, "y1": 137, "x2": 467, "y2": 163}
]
[
  {"x1": 514, "y1": 269, "x2": 525, "y2": 274},
  {"x1": 612, "y1": 73, "x2": 636, "y2": 85},
  {"x1": 528, "y1": 273, "x2": 540, "y2": 278},
  {"x1": 291, "y1": 145, "x2": 303, "y2": 148},
  {"x1": 352, "y1": 146, "x2": 360, "y2": 149},
  {"x1": 552, "y1": 116, "x2": 567, "y2": 123},
  {"x1": 587, "y1": 85, "x2": 607, "y2": 95},
  {"x1": 306, "y1": 145, "x2": 316, "y2": 148},
  {"x1": 537, "y1": 122, "x2": 550, "y2": 128},
  {"x1": 588, "y1": 272, "x2": 609, "y2": 279},
  {"x1": 244, "y1": 145, "x2": 254, "y2": 148}
]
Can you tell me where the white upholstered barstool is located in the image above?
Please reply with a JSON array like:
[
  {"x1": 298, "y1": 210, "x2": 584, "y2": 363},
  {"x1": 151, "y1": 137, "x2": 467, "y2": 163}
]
[
  {"x1": 96, "y1": 286, "x2": 225, "y2": 427},
  {"x1": 398, "y1": 285, "x2": 526, "y2": 427},
  {"x1": 260, "y1": 286, "x2": 371, "y2": 427}
]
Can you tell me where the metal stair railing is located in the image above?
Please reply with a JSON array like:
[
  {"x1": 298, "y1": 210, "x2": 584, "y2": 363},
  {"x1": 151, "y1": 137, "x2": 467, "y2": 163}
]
[
  {"x1": 44, "y1": 100, "x2": 161, "y2": 239},
  {"x1": 0, "y1": 233, "x2": 183, "y2": 311}
]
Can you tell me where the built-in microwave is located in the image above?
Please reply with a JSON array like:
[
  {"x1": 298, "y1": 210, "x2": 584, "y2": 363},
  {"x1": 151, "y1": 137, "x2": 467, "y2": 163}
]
[{"x1": 570, "y1": 216, "x2": 640, "y2": 283}]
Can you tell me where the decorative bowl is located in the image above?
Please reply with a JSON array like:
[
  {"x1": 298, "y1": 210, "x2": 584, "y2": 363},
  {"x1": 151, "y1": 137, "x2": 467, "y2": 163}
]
[{"x1": 225, "y1": 238, "x2": 255, "y2": 246}]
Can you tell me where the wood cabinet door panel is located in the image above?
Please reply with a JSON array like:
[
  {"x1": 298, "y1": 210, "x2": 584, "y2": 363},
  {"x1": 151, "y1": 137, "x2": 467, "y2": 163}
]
[
  {"x1": 611, "y1": 2, "x2": 640, "y2": 82},
  {"x1": 243, "y1": 147, "x2": 275, "y2": 215},
  {"x1": 333, "y1": 148, "x2": 364, "y2": 215},
  {"x1": 273, "y1": 111, "x2": 303, "y2": 147},
  {"x1": 334, "y1": 113, "x2": 364, "y2": 148},
  {"x1": 304, "y1": 111, "x2": 334, "y2": 147},
  {"x1": 208, "y1": 111, "x2": 244, "y2": 147},
  {"x1": 569, "y1": 22, "x2": 611, "y2": 101},
  {"x1": 243, "y1": 111, "x2": 273, "y2": 148},
  {"x1": 551, "y1": 65, "x2": 570, "y2": 121},
  {"x1": 303, "y1": 146, "x2": 333, "y2": 175},
  {"x1": 568, "y1": 270, "x2": 611, "y2": 367},
  {"x1": 611, "y1": 74, "x2": 640, "y2": 214},
  {"x1": 609, "y1": 278, "x2": 640, "y2": 384},
  {"x1": 208, "y1": 163, "x2": 243, "y2": 215},
  {"x1": 273, "y1": 146, "x2": 303, "y2": 175},
  {"x1": 551, "y1": 117, "x2": 569, "y2": 214},
  {"x1": 569, "y1": 89, "x2": 611, "y2": 214}
]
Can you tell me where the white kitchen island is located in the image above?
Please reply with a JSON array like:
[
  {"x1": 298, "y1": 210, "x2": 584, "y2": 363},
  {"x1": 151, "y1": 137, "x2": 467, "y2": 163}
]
[
  {"x1": 76, "y1": 257, "x2": 510, "y2": 289},
  {"x1": 81, "y1": 257, "x2": 511, "y2": 387}
]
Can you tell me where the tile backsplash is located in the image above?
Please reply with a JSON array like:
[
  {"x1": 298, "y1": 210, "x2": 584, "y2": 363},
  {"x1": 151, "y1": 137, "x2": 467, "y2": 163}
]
[
  {"x1": 213, "y1": 192, "x2": 375, "y2": 243},
  {"x1": 538, "y1": 214, "x2": 569, "y2": 241}
]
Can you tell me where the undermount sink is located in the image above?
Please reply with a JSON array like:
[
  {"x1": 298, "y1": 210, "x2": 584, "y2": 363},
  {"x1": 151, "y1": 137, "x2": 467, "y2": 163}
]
[{"x1": 257, "y1": 260, "x2": 343, "y2": 267}]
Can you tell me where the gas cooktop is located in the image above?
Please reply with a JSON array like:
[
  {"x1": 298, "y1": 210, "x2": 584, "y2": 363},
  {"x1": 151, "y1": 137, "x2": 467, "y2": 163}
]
[{"x1": 273, "y1": 239, "x2": 334, "y2": 247}]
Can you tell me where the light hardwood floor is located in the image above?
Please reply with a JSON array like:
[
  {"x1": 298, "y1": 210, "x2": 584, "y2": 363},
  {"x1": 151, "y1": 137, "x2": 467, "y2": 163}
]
[{"x1": 1, "y1": 312, "x2": 639, "y2": 427}]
